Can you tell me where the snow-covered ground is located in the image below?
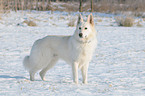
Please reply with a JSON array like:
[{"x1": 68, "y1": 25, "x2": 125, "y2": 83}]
[{"x1": 0, "y1": 11, "x2": 145, "y2": 96}]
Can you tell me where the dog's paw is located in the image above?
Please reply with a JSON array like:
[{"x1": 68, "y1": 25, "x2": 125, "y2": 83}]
[
  {"x1": 83, "y1": 81, "x2": 88, "y2": 84},
  {"x1": 74, "y1": 81, "x2": 79, "y2": 84},
  {"x1": 40, "y1": 76, "x2": 46, "y2": 81},
  {"x1": 30, "y1": 78, "x2": 35, "y2": 81},
  {"x1": 42, "y1": 77, "x2": 46, "y2": 81}
]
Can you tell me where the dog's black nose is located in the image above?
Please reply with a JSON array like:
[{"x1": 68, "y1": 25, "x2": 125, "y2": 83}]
[{"x1": 79, "y1": 33, "x2": 83, "y2": 38}]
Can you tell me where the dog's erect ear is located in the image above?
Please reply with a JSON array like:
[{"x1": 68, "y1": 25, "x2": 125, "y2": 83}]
[
  {"x1": 87, "y1": 13, "x2": 94, "y2": 26},
  {"x1": 77, "y1": 14, "x2": 83, "y2": 25}
]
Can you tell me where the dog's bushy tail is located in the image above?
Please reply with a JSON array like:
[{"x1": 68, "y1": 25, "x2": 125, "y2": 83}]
[{"x1": 23, "y1": 56, "x2": 31, "y2": 71}]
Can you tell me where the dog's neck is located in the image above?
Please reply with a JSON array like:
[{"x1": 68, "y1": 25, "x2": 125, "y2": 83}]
[
  {"x1": 74, "y1": 35, "x2": 96, "y2": 44},
  {"x1": 75, "y1": 38, "x2": 92, "y2": 44}
]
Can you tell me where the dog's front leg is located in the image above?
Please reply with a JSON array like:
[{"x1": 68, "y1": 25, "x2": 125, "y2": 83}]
[
  {"x1": 81, "y1": 63, "x2": 89, "y2": 84},
  {"x1": 72, "y1": 62, "x2": 78, "y2": 84}
]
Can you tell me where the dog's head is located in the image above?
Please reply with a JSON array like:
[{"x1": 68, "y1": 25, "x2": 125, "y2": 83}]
[{"x1": 74, "y1": 14, "x2": 96, "y2": 43}]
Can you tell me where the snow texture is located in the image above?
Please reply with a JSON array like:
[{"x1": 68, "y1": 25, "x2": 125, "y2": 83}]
[{"x1": 0, "y1": 11, "x2": 145, "y2": 96}]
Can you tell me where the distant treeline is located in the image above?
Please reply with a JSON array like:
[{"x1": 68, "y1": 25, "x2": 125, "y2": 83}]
[{"x1": 0, "y1": 0, "x2": 145, "y2": 13}]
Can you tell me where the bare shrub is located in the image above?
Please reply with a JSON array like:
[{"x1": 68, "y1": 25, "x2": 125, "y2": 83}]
[
  {"x1": 133, "y1": 12, "x2": 144, "y2": 17},
  {"x1": 67, "y1": 18, "x2": 76, "y2": 27},
  {"x1": 46, "y1": 6, "x2": 53, "y2": 11},
  {"x1": 60, "y1": 2, "x2": 79, "y2": 12},
  {"x1": 115, "y1": 17, "x2": 134, "y2": 27},
  {"x1": 1, "y1": 0, "x2": 145, "y2": 13}
]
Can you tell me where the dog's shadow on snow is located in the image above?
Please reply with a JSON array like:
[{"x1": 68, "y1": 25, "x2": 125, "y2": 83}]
[{"x1": 0, "y1": 75, "x2": 28, "y2": 80}]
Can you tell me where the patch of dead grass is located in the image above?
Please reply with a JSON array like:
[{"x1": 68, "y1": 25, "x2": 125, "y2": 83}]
[
  {"x1": 115, "y1": 16, "x2": 134, "y2": 27},
  {"x1": 67, "y1": 18, "x2": 76, "y2": 27},
  {"x1": 23, "y1": 20, "x2": 37, "y2": 26},
  {"x1": 0, "y1": 16, "x2": 2, "y2": 20},
  {"x1": 97, "y1": 19, "x2": 102, "y2": 22},
  {"x1": 136, "y1": 21, "x2": 143, "y2": 27}
]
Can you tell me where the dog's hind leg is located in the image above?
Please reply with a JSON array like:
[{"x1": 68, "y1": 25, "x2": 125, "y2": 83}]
[
  {"x1": 39, "y1": 57, "x2": 58, "y2": 81},
  {"x1": 29, "y1": 69, "x2": 38, "y2": 81}
]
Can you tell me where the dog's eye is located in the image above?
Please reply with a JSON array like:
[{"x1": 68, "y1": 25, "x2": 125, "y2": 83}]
[
  {"x1": 79, "y1": 27, "x2": 81, "y2": 30},
  {"x1": 85, "y1": 27, "x2": 87, "y2": 30}
]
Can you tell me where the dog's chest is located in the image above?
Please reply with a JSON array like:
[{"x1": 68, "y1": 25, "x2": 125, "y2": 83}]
[{"x1": 72, "y1": 43, "x2": 94, "y2": 62}]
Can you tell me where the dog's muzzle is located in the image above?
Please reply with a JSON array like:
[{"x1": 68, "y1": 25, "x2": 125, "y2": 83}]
[{"x1": 79, "y1": 33, "x2": 83, "y2": 38}]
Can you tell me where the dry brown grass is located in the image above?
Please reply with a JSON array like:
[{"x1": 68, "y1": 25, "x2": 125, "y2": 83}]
[
  {"x1": 0, "y1": 16, "x2": 2, "y2": 20},
  {"x1": 28, "y1": 21, "x2": 37, "y2": 26},
  {"x1": 52, "y1": 23, "x2": 57, "y2": 26},
  {"x1": 29, "y1": 17, "x2": 41, "y2": 22},
  {"x1": 97, "y1": 19, "x2": 102, "y2": 22},
  {"x1": 23, "y1": 20, "x2": 37, "y2": 26},
  {"x1": 67, "y1": 18, "x2": 76, "y2": 27},
  {"x1": 43, "y1": 20, "x2": 48, "y2": 22},
  {"x1": 115, "y1": 16, "x2": 134, "y2": 27},
  {"x1": 49, "y1": 17, "x2": 53, "y2": 20},
  {"x1": 136, "y1": 21, "x2": 143, "y2": 27},
  {"x1": 59, "y1": 16, "x2": 65, "y2": 20},
  {"x1": 23, "y1": 20, "x2": 29, "y2": 24}
]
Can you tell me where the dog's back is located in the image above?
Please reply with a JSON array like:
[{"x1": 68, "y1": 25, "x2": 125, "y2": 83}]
[{"x1": 23, "y1": 35, "x2": 71, "y2": 70}]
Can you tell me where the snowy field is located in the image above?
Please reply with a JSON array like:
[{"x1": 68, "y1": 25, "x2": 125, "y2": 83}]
[{"x1": 0, "y1": 11, "x2": 145, "y2": 96}]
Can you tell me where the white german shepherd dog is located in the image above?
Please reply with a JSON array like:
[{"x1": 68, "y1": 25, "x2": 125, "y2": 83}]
[{"x1": 23, "y1": 14, "x2": 97, "y2": 84}]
